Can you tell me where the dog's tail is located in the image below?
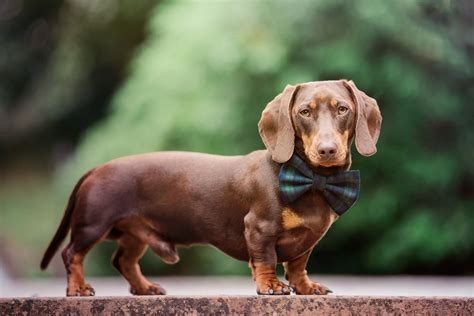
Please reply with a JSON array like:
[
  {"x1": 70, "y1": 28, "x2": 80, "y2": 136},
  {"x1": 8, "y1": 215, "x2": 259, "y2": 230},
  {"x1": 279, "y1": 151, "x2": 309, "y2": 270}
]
[{"x1": 40, "y1": 169, "x2": 94, "y2": 270}]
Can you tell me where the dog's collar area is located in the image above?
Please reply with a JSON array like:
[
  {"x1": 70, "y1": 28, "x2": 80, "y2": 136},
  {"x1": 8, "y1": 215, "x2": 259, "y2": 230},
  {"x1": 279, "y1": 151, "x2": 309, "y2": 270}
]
[{"x1": 278, "y1": 153, "x2": 360, "y2": 216}]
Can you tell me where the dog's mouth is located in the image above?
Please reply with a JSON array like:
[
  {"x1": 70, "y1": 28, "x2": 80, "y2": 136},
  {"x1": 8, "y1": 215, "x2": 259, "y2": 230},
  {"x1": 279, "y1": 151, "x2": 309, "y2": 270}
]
[{"x1": 307, "y1": 151, "x2": 348, "y2": 168}]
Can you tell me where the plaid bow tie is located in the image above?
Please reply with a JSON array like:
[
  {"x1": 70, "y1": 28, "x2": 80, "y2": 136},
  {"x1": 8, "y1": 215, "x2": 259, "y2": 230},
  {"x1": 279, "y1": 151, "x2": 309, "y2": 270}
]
[{"x1": 278, "y1": 154, "x2": 360, "y2": 216}]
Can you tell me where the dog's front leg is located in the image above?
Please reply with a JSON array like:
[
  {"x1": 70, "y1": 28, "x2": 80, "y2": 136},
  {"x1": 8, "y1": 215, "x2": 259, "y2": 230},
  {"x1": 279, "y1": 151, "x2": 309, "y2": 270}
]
[
  {"x1": 283, "y1": 249, "x2": 332, "y2": 295},
  {"x1": 244, "y1": 212, "x2": 291, "y2": 295}
]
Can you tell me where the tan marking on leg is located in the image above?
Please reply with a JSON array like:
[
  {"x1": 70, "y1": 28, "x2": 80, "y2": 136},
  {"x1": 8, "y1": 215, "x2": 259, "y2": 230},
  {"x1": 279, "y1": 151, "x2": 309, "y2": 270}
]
[
  {"x1": 283, "y1": 250, "x2": 332, "y2": 295},
  {"x1": 251, "y1": 260, "x2": 291, "y2": 295},
  {"x1": 67, "y1": 253, "x2": 85, "y2": 294},
  {"x1": 282, "y1": 208, "x2": 304, "y2": 230},
  {"x1": 65, "y1": 252, "x2": 94, "y2": 296},
  {"x1": 248, "y1": 260, "x2": 256, "y2": 280},
  {"x1": 115, "y1": 234, "x2": 166, "y2": 295}
]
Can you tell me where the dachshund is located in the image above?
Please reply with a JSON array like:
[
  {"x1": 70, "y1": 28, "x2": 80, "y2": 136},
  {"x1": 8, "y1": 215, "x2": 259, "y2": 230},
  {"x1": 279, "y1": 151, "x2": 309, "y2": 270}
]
[{"x1": 40, "y1": 80, "x2": 382, "y2": 296}]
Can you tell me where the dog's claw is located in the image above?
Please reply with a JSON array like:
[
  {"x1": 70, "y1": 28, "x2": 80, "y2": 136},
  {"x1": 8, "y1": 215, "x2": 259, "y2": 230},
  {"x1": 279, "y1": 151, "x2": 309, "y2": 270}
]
[
  {"x1": 256, "y1": 279, "x2": 292, "y2": 295},
  {"x1": 154, "y1": 283, "x2": 167, "y2": 295},
  {"x1": 130, "y1": 284, "x2": 166, "y2": 296},
  {"x1": 326, "y1": 289, "x2": 333, "y2": 294}
]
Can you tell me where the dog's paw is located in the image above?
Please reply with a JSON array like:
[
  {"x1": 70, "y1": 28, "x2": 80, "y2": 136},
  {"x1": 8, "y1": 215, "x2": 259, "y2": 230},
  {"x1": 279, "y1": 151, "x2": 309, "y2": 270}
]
[
  {"x1": 292, "y1": 280, "x2": 332, "y2": 295},
  {"x1": 256, "y1": 279, "x2": 292, "y2": 295},
  {"x1": 130, "y1": 283, "x2": 166, "y2": 296},
  {"x1": 67, "y1": 283, "x2": 95, "y2": 297}
]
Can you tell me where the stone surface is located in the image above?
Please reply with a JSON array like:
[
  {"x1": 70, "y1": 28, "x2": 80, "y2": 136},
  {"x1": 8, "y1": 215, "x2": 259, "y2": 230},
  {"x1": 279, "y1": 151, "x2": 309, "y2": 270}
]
[
  {"x1": 3, "y1": 276, "x2": 474, "y2": 297},
  {"x1": 1, "y1": 296, "x2": 473, "y2": 315}
]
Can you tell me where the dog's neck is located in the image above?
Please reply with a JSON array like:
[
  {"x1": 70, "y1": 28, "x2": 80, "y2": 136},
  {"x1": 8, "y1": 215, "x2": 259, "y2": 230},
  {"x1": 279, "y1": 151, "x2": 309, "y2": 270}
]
[{"x1": 294, "y1": 138, "x2": 352, "y2": 176}]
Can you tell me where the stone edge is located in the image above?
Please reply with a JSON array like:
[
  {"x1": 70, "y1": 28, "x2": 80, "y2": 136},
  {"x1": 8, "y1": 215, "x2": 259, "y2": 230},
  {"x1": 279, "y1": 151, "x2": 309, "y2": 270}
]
[{"x1": 1, "y1": 295, "x2": 473, "y2": 315}]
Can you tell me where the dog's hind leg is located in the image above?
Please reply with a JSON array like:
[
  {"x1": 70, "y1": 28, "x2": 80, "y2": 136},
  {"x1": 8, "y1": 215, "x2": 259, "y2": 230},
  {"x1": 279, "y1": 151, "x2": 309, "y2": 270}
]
[
  {"x1": 62, "y1": 218, "x2": 112, "y2": 296},
  {"x1": 112, "y1": 234, "x2": 167, "y2": 295},
  {"x1": 131, "y1": 226, "x2": 180, "y2": 265},
  {"x1": 147, "y1": 237, "x2": 180, "y2": 265},
  {"x1": 62, "y1": 244, "x2": 95, "y2": 296},
  {"x1": 62, "y1": 236, "x2": 102, "y2": 296}
]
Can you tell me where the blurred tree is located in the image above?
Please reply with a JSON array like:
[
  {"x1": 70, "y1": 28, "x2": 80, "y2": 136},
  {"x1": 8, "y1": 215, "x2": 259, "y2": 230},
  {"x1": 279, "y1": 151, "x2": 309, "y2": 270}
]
[
  {"x1": 0, "y1": 0, "x2": 155, "y2": 164},
  {"x1": 58, "y1": 0, "x2": 473, "y2": 275},
  {"x1": 0, "y1": 0, "x2": 156, "y2": 276}
]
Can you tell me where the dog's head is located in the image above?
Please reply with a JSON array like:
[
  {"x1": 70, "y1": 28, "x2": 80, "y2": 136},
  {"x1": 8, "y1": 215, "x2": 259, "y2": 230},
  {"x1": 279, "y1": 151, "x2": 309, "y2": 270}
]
[{"x1": 259, "y1": 80, "x2": 382, "y2": 168}]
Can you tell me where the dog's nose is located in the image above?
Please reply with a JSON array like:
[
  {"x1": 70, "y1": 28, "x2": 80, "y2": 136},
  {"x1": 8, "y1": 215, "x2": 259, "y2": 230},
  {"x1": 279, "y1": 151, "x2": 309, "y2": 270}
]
[{"x1": 318, "y1": 142, "x2": 337, "y2": 159}]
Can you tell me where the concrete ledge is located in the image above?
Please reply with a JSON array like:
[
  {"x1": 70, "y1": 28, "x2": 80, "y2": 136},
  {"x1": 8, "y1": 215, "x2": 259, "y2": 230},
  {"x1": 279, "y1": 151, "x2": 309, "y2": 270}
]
[{"x1": 1, "y1": 296, "x2": 473, "y2": 315}]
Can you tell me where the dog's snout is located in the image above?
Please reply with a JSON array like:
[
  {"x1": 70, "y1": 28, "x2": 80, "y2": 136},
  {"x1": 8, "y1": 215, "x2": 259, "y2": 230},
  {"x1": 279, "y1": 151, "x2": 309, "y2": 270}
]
[{"x1": 317, "y1": 142, "x2": 337, "y2": 159}]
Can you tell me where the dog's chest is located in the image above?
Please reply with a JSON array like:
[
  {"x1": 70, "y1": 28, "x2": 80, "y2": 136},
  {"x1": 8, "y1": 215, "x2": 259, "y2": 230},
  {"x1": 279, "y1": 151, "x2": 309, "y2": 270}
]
[{"x1": 275, "y1": 192, "x2": 338, "y2": 262}]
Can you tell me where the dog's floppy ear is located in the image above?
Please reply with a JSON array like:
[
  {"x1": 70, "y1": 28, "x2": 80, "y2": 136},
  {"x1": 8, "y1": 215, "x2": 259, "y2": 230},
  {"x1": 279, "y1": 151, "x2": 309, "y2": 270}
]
[
  {"x1": 343, "y1": 80, "x2": 382, "y2": 156},
  {"x1": 258, "y1": 84, "x2": 300, "y2": 163}
]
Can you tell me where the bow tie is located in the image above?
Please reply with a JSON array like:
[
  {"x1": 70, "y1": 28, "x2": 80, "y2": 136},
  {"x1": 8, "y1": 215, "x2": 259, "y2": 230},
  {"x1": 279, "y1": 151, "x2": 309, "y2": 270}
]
[{"x1": 278, "y1": 154, "x2": 360, "y2": 216}]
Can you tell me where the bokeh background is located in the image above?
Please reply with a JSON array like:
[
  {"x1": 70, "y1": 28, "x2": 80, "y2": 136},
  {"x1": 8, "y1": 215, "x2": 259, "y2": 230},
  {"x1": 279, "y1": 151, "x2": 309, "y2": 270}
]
[{"x1": 0, "y1": 0, "x2": 473, "y2": 279}]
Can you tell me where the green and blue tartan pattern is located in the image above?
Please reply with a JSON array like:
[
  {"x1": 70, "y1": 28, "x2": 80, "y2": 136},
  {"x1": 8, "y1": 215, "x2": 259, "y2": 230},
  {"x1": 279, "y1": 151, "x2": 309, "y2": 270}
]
[{"x1": 278, "y1": 154, "x2": 360, "y2": 216}]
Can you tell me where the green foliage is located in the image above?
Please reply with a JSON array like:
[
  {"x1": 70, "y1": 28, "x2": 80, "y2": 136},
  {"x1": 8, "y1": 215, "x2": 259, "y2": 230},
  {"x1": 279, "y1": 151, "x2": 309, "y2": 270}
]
[
  {"x1": 0, "y1": 0, "x2": 154, "y2": 155},
  {"x1": 0, "y1": 0, "x2": 155, "y2": 277},
  {"x1": 57, "y1": 0, "x2": 473, "y2": 275}
]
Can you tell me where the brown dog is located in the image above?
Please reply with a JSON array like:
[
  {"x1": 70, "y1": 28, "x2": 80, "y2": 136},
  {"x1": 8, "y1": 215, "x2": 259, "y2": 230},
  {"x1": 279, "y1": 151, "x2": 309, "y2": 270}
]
[{"x1": 40, "y1": 80, "x2": 381, "y2": 296}]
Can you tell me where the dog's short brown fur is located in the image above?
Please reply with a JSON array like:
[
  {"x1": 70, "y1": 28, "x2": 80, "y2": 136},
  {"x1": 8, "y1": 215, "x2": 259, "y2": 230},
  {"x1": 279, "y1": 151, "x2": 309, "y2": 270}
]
[{"x1": 41, "y1": 80, "x2": 381, "y2": 296}]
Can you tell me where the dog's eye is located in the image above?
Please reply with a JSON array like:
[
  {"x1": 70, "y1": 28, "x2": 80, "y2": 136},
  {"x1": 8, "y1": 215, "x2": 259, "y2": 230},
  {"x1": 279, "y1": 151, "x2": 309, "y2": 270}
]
[
  {"x1": 337, "y1": 106, "x2": 349, "y2": 115},
  {"x1": 299, "y1": 109, "x2": 311, "y2": 117}
]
